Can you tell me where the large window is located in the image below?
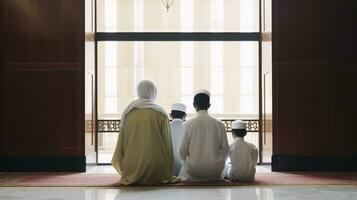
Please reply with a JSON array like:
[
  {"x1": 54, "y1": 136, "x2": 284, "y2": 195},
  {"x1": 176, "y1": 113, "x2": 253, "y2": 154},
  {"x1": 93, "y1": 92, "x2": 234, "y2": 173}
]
[
  {"x1": 96, "y1": 0, "x2": 262, "y2": 164},
  {"x1": 98, "y1": 41, "x2": 259, "y2": 119},
  {"x1": 97, "y1": 0, "x2": 259, "y2": 32}
]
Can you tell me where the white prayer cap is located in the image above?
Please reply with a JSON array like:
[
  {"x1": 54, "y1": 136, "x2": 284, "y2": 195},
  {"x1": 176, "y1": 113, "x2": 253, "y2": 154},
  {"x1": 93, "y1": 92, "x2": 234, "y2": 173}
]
[
  {"x1": 232, "y1": 120, "x2": 246, "y2": 129},
  {"x1": 194, "y1": 89, "x2": 211, "y2": 97},
  {"x1": 171, "y1": 103, "x2": 187, "y2": 113}
]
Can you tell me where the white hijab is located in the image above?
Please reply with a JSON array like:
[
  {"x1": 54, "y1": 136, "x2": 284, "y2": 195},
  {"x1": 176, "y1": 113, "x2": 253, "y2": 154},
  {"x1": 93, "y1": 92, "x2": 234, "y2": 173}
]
[{"x1": 120, "y1": 80, "x2": 168, "y2": 128}]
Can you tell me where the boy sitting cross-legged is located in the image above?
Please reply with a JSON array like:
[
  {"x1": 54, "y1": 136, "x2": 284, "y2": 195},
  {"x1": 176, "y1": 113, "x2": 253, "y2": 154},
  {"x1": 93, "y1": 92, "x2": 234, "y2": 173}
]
[{"x1": 227, "y1": 120, "x2": 258, "y2": 181}]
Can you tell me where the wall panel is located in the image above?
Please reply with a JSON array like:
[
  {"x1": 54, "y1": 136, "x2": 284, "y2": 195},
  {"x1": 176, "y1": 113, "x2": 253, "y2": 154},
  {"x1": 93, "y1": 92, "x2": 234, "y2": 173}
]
[
  {"x1": 6, "y1": 0, "x2": 84, "y2": 63},
  {"x1": 0, "y1": 0, "x2": 85, "y2": 171},
  {"x1": 274, "y1": 65, "x2": 334, "y2": 155},
  {"x1": 272, "y1": 0, "x2": 357, "y2": 171},
  {"x1": 333, "y1": 1, "x2": 357, "y2": 155},
  {"x1": 333, "y1": 65, "x2": 357, "y2": 154},
  {"x1": 5, "y1": 70, "x2": 82, "y2": 155},
  {"x1": 0, "y1": 0, "x2": 6, "y2": 156},
  {"x1": 273, "y1": 0, "x2": 334, "y2": 63}
]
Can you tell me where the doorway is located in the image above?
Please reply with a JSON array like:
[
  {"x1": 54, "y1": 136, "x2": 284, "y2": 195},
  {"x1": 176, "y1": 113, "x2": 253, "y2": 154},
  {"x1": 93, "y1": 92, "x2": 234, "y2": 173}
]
[{"x1": 91, "y1": 0, "x2": 272, "y2": 165}]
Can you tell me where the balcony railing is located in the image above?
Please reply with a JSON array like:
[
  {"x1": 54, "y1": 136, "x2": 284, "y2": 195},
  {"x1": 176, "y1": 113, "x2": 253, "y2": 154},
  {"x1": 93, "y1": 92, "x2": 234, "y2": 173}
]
[{"x1": 96, "y1": 119, "x2": 259, "y2": 133}]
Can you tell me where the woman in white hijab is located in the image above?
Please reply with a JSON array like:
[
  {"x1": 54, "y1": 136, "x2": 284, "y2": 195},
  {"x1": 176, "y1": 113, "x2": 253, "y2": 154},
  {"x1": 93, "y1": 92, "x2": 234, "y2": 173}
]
[{"x1": 112, "y1": 80, "x2": 177, "y2": 185}]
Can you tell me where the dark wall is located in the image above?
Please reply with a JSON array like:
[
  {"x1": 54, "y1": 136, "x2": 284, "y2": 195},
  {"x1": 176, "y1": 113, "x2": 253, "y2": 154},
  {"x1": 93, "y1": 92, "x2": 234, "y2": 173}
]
[
  {"x1": 0, "y1": 0, "x2": 5, "y2": 157},
  {"x1": 272, "y1": 0, "x2": 357, "y2": 171},
  {"x1": 0, "y1": 0, "x2": 85, "y2": 171}
]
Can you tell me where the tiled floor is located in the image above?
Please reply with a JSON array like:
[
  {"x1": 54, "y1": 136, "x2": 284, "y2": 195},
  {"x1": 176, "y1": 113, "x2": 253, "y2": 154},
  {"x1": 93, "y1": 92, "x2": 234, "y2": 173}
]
[
  {"x1": 85, "y1": 165, "x2": 272, "y2": 174},
  {"x1": 1, "y1": 166, "x2": 356, "y2": 200},
  {"x1": 1, "y1": 186, "x2": 357, "y2": 200}
]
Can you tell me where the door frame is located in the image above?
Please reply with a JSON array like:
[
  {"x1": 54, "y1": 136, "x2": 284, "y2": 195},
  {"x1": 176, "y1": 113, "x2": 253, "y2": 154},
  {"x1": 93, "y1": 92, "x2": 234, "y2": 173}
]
[{"x1": 93, "y1": 0, "x2": 267, "y2": 165}]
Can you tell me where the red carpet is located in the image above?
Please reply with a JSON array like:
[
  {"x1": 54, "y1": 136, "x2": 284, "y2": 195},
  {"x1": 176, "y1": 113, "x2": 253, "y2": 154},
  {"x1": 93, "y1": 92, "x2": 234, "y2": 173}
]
[{"x1": 0, "y1": 172, "x2": 357, "y2": 187}]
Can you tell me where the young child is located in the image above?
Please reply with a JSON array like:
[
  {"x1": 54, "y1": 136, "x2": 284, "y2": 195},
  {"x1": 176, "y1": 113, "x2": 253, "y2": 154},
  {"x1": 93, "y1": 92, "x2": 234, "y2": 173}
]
[
  {"x1": 170, "y1": 103, "x2": 187, "y2": 176},
  {"x1": 227, "y1": 120, "x2": 258, "y2": 181}
]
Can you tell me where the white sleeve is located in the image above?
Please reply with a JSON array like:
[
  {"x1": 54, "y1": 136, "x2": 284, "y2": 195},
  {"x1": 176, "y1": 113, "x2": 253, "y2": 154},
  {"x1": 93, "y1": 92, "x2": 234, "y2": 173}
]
[
  {"x1": 252, "y1": 148, "x2": 259, "y2": 164},
  {"x1": 220, "y1": 123, "x2": 230, "y2": 159},
  {"x1": 179, "y1": 122, "x2": 191, "y2": 161}
]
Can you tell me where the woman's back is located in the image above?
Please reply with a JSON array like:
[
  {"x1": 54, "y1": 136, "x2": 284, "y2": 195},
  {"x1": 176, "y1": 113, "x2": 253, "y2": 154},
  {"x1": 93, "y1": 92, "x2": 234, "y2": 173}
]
[{"x1": 118, "y1": 108, "x2": 174, "y2": 185}]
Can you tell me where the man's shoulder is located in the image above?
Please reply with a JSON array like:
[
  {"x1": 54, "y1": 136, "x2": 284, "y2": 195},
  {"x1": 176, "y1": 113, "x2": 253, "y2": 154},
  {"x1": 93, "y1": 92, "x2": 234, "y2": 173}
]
[
  {"x1": 184, "y1": 113, "x2": 224, "y2": 124},
  {"x1": 183, "y1": 118, "x2": 194, "y2": 126},
  {"x1": 194, "y1": 114, "x2": 225, "y2": 129},
  {"x1": 232, "y1": 140, "x2": 258, "y2": 153},
  {"x1": 208, "y1": 116, "x2": 225, "y2": 128},
  {"x1": 245, "y1": 142, "x2": 258, "y2": 152},
  {"x1": 206, "y1": 114, "x2": 224, "y2": 123}
]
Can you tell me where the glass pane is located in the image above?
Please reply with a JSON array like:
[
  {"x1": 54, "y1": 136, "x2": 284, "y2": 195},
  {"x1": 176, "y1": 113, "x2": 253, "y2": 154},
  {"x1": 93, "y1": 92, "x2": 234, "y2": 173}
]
[
  {"x1": 98, "y1": 132, "x2": 119, "y2": 163},
  {"x1": 240, "y1": 96, "x2": 256, "y2": 114},
  {"x1": 98, "y1": 41, "x2": 259, "y2": 119},
  {"x1": 210, "y1": 96, "x2": 224, "y2": 114},
  {"x1": 104, "y1": 97, "x2": 118, "y2": 114},
  {"x1": 97, "y1": 0, "x2": 259, "y2": 32}
]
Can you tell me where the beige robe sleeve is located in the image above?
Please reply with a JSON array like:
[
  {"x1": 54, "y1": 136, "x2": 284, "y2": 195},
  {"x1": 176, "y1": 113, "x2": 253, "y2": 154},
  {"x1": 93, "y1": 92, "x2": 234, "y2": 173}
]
[
  {"x1": 161, "y1": 117, "x2": 174, "y2": 174},
  {"x1": 111, "y1": 126, "x2": 125, "y2": 174}
]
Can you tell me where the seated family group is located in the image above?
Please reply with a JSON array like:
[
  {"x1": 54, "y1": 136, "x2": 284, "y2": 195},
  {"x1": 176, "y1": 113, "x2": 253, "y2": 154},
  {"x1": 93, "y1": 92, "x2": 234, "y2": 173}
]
[{"x1": 111, "y1": 80, "x2": 258, "y2": 185}]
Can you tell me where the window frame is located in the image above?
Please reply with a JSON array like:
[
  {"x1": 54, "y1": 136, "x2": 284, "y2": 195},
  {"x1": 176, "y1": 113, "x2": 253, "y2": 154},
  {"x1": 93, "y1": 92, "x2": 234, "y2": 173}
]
[{"x1": 94, "y1": 0, "x2": 265, "y2": 165}]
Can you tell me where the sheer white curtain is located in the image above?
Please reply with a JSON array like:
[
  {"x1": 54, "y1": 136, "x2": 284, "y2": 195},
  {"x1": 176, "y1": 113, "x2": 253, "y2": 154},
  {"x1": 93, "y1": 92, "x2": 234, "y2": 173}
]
[{"x1": 97, "y1": 0, "x2": 259, "y2": 119}]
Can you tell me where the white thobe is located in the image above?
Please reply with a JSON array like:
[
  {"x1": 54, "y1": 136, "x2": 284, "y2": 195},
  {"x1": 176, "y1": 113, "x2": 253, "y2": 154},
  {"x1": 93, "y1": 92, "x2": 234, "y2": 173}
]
[
  {"x1": 170, "y1": 118, "x2": 184, "y2": 176},
  {"x1": 227, "y1": 137, "x2": 258, "y2": 181},
  {"x1": 179, "y1": 110, "x2": 229, "y2": 181}
]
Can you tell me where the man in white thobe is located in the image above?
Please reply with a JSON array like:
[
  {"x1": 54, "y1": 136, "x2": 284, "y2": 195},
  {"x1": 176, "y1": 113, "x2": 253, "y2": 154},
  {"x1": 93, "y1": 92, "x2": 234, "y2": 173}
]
[
  {"x1": 179, "y1": 89, "x2": 229, "y2": 182},
  {"x1": 227, "y1": 120, "x2": 258, "y2": 181},
  {"x1": 170, "y1": 103, "x2": 187, "y2": 176}
]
